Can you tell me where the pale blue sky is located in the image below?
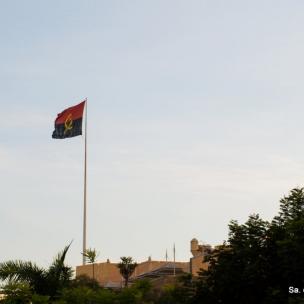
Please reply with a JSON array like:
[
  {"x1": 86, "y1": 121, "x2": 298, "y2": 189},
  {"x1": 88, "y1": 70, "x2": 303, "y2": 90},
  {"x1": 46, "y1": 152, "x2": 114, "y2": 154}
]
[{"x1": 1, "y1": 0, "x2": 304, "y2": 268}]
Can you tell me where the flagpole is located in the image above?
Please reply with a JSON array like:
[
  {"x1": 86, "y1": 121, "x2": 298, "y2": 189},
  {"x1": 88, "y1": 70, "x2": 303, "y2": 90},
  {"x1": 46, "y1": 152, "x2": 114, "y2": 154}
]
[
  {"x1": 83, "y1": 99, "x2": 87, "y2": 265},
  {"x1": 173, "y1": 243, "x2": 176, "y2": 276}
]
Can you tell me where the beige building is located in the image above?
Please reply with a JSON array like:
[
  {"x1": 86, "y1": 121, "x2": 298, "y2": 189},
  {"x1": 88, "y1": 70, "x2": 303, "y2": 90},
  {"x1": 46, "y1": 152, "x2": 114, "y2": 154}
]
[
  {"x1": 189, "y1": 238, "x2": 212, "y2": 276},
  {"x1": 76, "y1": 239, "x2": 212, "y2": 287}
]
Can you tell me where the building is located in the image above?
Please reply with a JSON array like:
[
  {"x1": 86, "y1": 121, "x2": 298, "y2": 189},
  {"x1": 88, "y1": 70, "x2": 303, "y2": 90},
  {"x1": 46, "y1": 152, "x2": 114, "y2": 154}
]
[
  {"x1": 190, "y1": 238, "x2": 212, "y2": 276},
  {"x1": 76, "y1": 238, "x2": 212, "y2": 287}
]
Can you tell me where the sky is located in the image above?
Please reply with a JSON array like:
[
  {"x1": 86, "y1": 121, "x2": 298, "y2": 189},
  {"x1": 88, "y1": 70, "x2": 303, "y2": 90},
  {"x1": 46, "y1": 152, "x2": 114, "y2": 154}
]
[{"x1": 1, "y1": 0, "x2": 304, "y2": 269}]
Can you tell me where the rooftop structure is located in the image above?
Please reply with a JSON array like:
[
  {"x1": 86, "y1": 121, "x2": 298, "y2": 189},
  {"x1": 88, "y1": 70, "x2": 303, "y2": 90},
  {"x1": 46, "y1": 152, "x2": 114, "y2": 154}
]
[{"x1": 76, "y1": 238, "x2": 213, "y2": 287}]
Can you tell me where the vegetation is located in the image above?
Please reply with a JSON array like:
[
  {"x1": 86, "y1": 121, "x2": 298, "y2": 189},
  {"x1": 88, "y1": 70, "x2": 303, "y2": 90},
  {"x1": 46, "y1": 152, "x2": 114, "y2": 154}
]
[
  {"x1": 81, "y1": 248, "x2": 99, "y2": 280},
  {"x1": 0, "y1": 243, "x2": 73, "y2": 301},
  {"x1": 1, "y1": 188, "x2": 304, "y2": 303},
  {"x1": 193, "y1": 188, "x2": 304, "y2": 304},
  {"x1": 117, "y1": 257, "x2": 138, "y2": 287}
]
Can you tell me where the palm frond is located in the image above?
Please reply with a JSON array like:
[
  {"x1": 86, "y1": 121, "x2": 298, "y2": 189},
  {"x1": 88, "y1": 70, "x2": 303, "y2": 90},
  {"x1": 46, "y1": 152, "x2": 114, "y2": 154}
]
[
  {"x1": 0, "y1": 243, "x2": 74, "y2": 298},
  {"x1": 51, "y1": 242, "x2": 72, "y2": 269},
  {"x1": 82, "y1": 248, "x2": 99, "y2": 264},
  {"x1": 0, "y1": 260, "x2": 45, "y2": 283},
  {"x1": 48, "y1": 242, "x2": 73, "y2": 283}
]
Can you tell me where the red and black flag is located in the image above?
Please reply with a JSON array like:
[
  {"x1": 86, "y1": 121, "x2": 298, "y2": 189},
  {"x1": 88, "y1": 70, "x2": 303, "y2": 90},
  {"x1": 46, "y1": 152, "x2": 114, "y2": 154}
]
[{"x1": 52, "y1": 100, "x2": 86, "y2": 139}]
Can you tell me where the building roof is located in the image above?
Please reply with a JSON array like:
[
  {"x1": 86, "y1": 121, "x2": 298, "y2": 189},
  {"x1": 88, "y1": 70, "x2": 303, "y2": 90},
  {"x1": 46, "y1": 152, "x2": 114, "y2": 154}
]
[{"x1": 131, "y1": 262, "x2": 186, "y2": 280}]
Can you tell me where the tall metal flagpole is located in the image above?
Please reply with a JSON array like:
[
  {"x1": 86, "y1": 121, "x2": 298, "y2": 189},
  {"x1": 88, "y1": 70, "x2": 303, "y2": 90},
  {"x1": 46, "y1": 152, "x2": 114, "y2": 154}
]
[
  {"x1": 83, "y1": 99, "x2": 88, "y2": 265},
  {"x1": 173, "y1": 243, "x2": 176, "y2": 276}
]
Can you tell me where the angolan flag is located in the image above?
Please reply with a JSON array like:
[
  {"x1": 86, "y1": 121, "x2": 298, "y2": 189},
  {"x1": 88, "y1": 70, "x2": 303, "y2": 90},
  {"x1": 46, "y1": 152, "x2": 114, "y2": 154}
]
[{"x1": 52, "y1": 100, "x2": 86, "y2": 139}]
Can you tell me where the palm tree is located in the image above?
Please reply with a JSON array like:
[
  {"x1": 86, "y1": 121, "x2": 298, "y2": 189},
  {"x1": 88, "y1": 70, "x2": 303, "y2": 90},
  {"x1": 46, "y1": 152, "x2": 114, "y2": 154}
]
[
  {"x1": 0, "y1": 243, "x2": 73, "y2": 299},
  {"x1": 82, "y1": 248, "x2": 99, "y2": 280},
  {"x1": 117, "y1": 256, "x2": 137, "y2": 287}
]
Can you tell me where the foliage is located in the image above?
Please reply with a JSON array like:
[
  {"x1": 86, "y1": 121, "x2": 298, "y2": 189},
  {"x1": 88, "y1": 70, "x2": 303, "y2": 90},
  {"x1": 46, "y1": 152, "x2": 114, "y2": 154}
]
[
  {"x1": 0, "y1": 282, "x2": 32, "y2": 304},
  {"x1": 60, "y1": 286, "x2": 116, "y2": 304},
  {"x1": 0, "y1": 244, "x2": 73, "y2": 300},
  {"x1": 81, "y1": 248, "x2": 99, "y2": 280},
  {"x1": 117, "y1": 257, "x2": 138, "y2": 287},
  {"x1": 2, "y1": 188, "x2": 304, "y2": 303},
  {"x1": 56, "y1": 279, "x2": 153, "y2": 304},
  {"x1": 70, "y1": 274, "x2": 100, "y2": 290},
  {"x1": 46, "y1": 244, "x2": 74, "y2": 297},
  {"x1": 31, "y1": 294, "x2": 50, "y2": 304},
  {"x1": 82, "y1": 248, "x2": 99, "y2": 265},
  {"x1": 0, "y1": 261, "x2": 46, "y2": 296},
  {"x1": 155, "y1": 275, "x2": 195, "y2": 304},
  {"x1": 193, "y1": 188, "x2": 304, "y2": 304}
]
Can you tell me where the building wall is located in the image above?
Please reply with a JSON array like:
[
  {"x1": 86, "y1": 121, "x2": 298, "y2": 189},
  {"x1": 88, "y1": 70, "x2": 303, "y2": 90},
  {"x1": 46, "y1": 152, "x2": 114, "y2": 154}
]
[
  {"x1": 76, "y1": 261, "x2": 122, "y2": 286},
  {"x1": 189, "y1": 238, "x2": 211, "y2": 276},
  {"x1": 76, "y1": 260, "x2": 190, "y2": 286},
  {"x1": 190, "y1": 255, "x2": 209, "y2": 276},
  {"x1": 76, "y1": 239, "x2": 212, "y2": 286}
]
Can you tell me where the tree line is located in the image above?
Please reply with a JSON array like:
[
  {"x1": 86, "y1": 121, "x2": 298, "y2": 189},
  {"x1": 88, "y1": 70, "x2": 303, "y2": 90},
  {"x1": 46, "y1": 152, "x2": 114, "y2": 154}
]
[{"x1": 1, "y1": 188, "x2": 304, "y2": 303}]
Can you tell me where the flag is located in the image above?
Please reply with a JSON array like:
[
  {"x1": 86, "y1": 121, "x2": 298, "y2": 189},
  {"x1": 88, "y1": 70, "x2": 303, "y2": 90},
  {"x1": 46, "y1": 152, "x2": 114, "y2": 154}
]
[{"x1": 52, "y1": 100, "x2": 86, "y2": 139}]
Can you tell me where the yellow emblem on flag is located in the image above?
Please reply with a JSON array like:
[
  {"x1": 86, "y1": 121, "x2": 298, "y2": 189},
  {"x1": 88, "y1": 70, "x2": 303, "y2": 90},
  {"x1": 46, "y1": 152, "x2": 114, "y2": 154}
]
[{"x1": 64, "y1": 114, "x2": 73, "y2": 135}]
